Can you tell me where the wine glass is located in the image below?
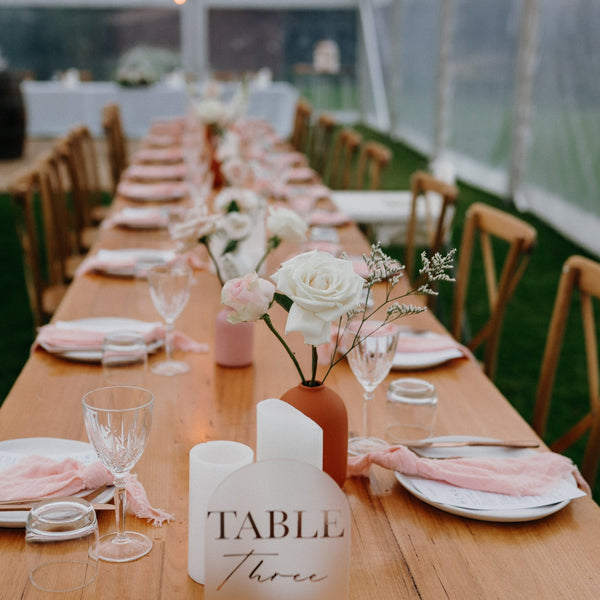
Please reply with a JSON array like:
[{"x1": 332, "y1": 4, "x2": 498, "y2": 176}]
[
  {"x1": 82, "y1": 385, "x2": 154, "y2": 562},
  {"x1": 345, "y1": 320, "x2": 400, "y2": 455},
  {"x1": 147, "y1": 262, "x2": 192, "y2": 376}
]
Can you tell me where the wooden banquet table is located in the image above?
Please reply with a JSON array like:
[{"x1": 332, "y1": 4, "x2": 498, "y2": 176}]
[{"x1": 1, "y1": 156, "x2": 600, "y2": 600}]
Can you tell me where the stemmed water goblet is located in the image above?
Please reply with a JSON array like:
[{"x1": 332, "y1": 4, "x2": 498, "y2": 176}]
[
  {"x1": 147, "y1": 262, "x2": 192, "y2": 376},
  {"x1": 345, "y1": 320, "x2": 400, "y2": 455},
  {"x1": 82, "y1": 385, "x2": 154, "y2": 562}
]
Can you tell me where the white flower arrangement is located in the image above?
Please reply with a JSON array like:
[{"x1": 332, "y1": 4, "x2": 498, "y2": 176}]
[
  {"x1": 116, "y1": 45, "x2": 180, "y2": 87},
  {"x1": 221, "y1": 244, "x2": 455, "y2": 387}
]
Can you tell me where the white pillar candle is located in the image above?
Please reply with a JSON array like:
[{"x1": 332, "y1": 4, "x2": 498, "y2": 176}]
[
  {"x1": 188, "y1": 440, "x2": 254, "y2": 585},
  {"x1": 256, "y1": 398, "x2": 323, "y2": 469}
]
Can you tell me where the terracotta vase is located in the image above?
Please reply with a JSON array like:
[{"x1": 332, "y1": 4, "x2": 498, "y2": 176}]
[
  {"x1": 204, "y1": 125, "x2": 224, "y2": 189},
  {"x1": 280, "y1": 383, "x2": 348, "y2": 487},
  {"x1": 215, "y1": 307, "x2": 254, "y2": 367}
]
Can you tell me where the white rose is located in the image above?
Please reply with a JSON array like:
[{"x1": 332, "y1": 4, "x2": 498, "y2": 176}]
[
  {"x1": 267, "y1": 207, "x2": 308, "y2": 244},
  {"x1": 221, "y1": 212, "x2": 252, "y2": 241},
  {"x1": 271, "y1": 250, "x2": 364, "y2": 345}
]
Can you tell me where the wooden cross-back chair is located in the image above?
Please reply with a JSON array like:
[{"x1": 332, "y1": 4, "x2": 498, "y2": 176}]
[
  {"x1": 327, "y1": 128, "x2": 362, "y2": 190},
  {"x1": 532, "y1": 255, "x2": 600, "y2": 488},
  {"x1": 60, "y1": 126, "x2": 100, "y2": 250},
  {"x1": 289, "y1": 98, "x2": 312, "y2": 153},
  {"x1": 354, "y1": 140, "x2": 392, "y2": 191},
  {"x1": 102, "y1": 102, "x2": 128, "y2": 194},
  {"x1": 405, "y1": 170, "x2": 459, "y2": 281},
  {"x1": 450, "y1": 202, "x2": 537, "y2": 380},
  {"x1": 70, "y1": 124, "x2": 107, "y2": 224},
  {"x1": 308, "y1": 112, "x2": 336, "y2": 176},
  {"x1": 8, "y1": 165, "x2": 69, "y2": 327},
  {"x1": 42, "y1": 146, "x2": 86, "y2": 280}
]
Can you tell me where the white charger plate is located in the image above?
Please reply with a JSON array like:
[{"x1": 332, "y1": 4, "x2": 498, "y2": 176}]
[
  {"x1": 394, "y1": 436, "x2": 574, "y2": 522},
  {"x1": 0, "y1": 437, "x2": 114, "y2": 528},
  {"x1": 40, "y1": 317, "x2": 164, "y2": 363}
]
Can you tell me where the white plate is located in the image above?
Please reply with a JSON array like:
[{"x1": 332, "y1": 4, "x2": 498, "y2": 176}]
[
  {"x1": 393, "y1": 328, "x2": 464, "y2": 370},
  {"x1": 94, "y1": 248, "x2": 176, "y2": 277},
  {"x1": 0, "y1": 438, "x2": 114, "y2": 528},
  {"x1": 394, "y1": 436, "x2": 573, "y2": 522},
  {"x1": 41, "y1": 317, "x2": 164, "y2": 363}
]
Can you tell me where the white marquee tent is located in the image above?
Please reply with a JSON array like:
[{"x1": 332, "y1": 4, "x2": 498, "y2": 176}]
[{"x1": 1, "y1": 0, "x2": 599, "y2": 257}]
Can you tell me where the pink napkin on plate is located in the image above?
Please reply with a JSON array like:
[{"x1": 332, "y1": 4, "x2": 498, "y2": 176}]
[
  {"x1": 33, "y1": 323, "x2": 208, "y2": 354},
  {"x1": 102, "y1": 207, "x2": 169, "y2": 229},
  {"x1": 117, "y1": 181, "x2": 188, "y2": 202},
  {"x1": 395, "y1": 332, "x2": 469, "y2": 356},
  {"x1": 131, "y1": 147, "x2": 184, "y2": 164},
  {"x1": 269, "y1": 152, "x2": 308, "y2": 168},
  {"x1": 0, "y1": 455, "x2": 173, "y2": 525},
  {"x1": 286, "y1": 167, "x2": 317, "y2": 183},
  {"x1": 142, "y1": 134, "x2": 180, "y2": 148},
  {"x1": 347, "y1": 445, "x2": 591, "y2": 496},
  {"x1": 124, "y1": 163, "x2": 188, "y2": 182},
  {"x1": 309, "y1": 210, "x2": 351, "y2": 227},
  {"x1": 75, "y1": 252, "x2": 139, "y2": 277}
]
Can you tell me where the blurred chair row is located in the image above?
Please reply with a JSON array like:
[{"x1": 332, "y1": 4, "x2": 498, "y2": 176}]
[
  {"x1": 290, "y1": 99, "x2": 392, "y2": 192},
  {"x1": 8, "y1": 124, "x2": 106, "y2": 327},
  {"x1": 292, "y1": 99, "x2": 600, "y2": 486}
]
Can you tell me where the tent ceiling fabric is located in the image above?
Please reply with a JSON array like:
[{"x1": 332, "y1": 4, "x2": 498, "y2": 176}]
[{"x1": 0, "y1": 0, "x2": 391, "y2": 6}]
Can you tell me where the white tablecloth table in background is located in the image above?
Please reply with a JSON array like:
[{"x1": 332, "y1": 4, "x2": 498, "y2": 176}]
[{"x1": 22, "y1": 80, "x2": 298, "y2": 139}]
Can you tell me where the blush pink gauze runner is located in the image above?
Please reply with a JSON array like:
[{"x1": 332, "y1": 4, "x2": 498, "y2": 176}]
[
  {"x1": 0, "y1": 455, "x2": 173, "y2": 525},
  {"x1": 32, "y1": 324, "x2": 208, "y2": 354},
  {"x1": 347, "y1": 445, "x2": 591, "y2": 496}
]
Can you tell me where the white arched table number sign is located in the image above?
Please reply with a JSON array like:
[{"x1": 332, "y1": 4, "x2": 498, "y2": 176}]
[{"x1": 204, "y1": 459, "x2": 351, "y2": 600}]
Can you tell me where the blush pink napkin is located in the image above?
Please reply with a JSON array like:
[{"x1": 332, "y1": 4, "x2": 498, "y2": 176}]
[
  {"x1": 75, "y1": 251, "x2": 207, "y2": 277},
  {"x1": 33, "y1": 324, "x2": 208, "y2": 354},
  {"x1": 347, "y1": 445, "x2": 591, "y2": 496},
  {"x1": 0, "y1": 455, "x2": 173, "y2": 525},
  {"x1": 124, "y1": 163, "x2": 188, "y2": 182},
  {"x1": 286, "y1": 167, "x2": 317, "y2": 183},
  {"x1": 117, "y1": 181, "x2": 188, "y2": 201},
  {"x1": 102, "y1": 208, "x2": 169, "y2": 230},
  {"x1": 131, "y1": 147, "x2": 184, "y2": 164}
]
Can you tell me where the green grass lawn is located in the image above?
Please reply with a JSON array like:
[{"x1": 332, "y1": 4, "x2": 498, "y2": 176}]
[{"x1": 1, "y1": 127, "x2": 598, "y2": 500}]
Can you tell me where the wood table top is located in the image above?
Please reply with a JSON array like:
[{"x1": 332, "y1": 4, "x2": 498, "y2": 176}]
[{"x1": 1, "y1": 146, "x2": 600, "y2": 599}]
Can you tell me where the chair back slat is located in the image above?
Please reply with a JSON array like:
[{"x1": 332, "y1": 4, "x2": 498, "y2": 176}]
[
  {"x1": 532, "y1": 255, "x2": 600, "y2": 487},
  {"x1": 405, "y1": 170, "x2": 459, "y2": 281},
  {"x1": 327, "y1": 128, "x2": 362, "y2": 190},
  {"x1": 450, "y1": 202, "x2": 536, "y2": 380},
  {"x1": 354, "y1": 140, "x2": 392, "y2": 191}
]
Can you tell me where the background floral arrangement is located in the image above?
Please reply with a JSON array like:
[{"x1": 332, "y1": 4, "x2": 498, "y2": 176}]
[
  {"x1": 115, "y1": 45, "x2": 180, "y2": 87},
  {"x1": 169, "y1": 194, "x2": 307, "y2": 286}
]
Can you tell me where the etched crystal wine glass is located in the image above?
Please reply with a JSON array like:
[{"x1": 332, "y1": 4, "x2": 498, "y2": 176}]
[
  {"x1": 82, "y1": 385, "x2": 154, "y2": 562},
  {"x1": 147, "y1": 262, "x2": 192, "y2": 376},
  {"x1": 345, "y1": 320, "x2": 400, "y2": 455}
]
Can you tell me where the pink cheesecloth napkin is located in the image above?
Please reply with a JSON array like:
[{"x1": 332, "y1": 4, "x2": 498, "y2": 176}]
[
  {"x1": 75, "y1": 250, "x2": 207, "y2": 277},
  {"x1": 32, "y1": 323, "x2": 208, "y2": 354},
  {"x1": 0, "y1": 455, "x2": 173, "y2": 525},
  {"x1": 102, "y1": 208, "x2": 169, "y2": 230},
  {"x1": 347, "y1": 445, "x2": 591, "y2": 496}
]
